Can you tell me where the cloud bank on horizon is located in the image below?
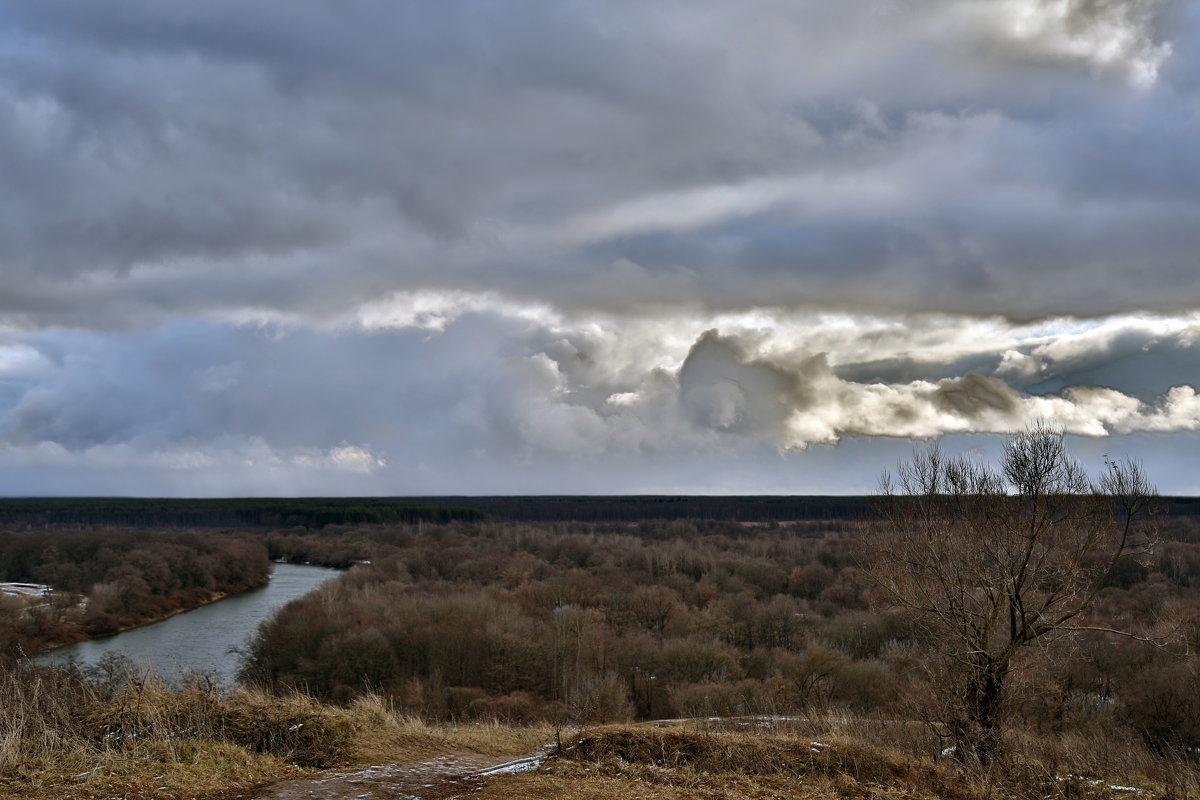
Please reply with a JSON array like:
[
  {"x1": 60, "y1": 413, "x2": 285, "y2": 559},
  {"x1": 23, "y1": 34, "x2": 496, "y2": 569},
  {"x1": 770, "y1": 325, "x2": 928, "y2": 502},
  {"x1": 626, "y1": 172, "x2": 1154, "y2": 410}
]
[{"x1": 1, "y1": 0, "x2": 1199, "y2": 495}]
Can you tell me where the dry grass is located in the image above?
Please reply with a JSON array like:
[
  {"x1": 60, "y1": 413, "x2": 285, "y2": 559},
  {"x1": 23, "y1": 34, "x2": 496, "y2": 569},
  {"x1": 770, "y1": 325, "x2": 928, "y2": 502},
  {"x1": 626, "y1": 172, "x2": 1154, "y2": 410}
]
[
  {"x1": 345, "y1": 692, "x2": 555, "y2": 763},
  {"x1": 0, "y1": 740, "x2": 302, "y2": 800},
  {"x1": 6, "y1": 662, "x2": 1199, "y2": 800},
  {"x1": 541, "y1": 723, "x2": 970, "y2": 800},
  {"x1": 470, "y1": 719, "x2": 1200, "y2": 800},
  {"x1": 0, "y1": 664, "x2": 330, "y2": 799},
  {"x1": 479, "y1": 772, "x2": 850, "y2": 800},
  {"x1": 0, "y1": 663, "x2": 557, "y2": 800}
]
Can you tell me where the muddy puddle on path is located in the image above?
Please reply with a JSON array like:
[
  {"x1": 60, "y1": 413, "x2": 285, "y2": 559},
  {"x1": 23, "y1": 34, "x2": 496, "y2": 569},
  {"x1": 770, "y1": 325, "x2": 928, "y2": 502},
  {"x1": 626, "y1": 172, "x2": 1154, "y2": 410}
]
[{"x1": 251, "y1": 748, "x2": 552, "y2": 800}]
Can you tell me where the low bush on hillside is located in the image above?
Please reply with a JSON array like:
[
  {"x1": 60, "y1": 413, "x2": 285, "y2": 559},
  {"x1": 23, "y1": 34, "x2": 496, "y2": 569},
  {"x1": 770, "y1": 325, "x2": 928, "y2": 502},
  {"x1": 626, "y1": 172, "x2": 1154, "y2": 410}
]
[{"x1": 0, "y1": 658, "x2": 551, "y2": 800}]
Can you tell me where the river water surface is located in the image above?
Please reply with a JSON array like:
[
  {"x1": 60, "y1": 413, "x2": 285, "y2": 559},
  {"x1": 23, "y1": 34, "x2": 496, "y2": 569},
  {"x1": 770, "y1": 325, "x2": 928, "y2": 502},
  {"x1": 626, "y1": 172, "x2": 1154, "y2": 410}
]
[{"x1": 34, "y1": 563, "x2": 339, "y2": 686}]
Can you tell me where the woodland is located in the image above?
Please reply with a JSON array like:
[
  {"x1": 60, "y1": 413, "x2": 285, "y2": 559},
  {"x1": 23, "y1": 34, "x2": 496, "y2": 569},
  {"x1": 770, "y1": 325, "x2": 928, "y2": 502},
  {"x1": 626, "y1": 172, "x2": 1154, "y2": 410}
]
[
  {"x1": 0, "y1": 529, "x2": 270, "y2": 655},
  {"x1": 1, "y1": 490, "x2": 1197, "y2": 753},
  {"x1": 244, "y1": 509, "x2": 1200, "y2": 752}
]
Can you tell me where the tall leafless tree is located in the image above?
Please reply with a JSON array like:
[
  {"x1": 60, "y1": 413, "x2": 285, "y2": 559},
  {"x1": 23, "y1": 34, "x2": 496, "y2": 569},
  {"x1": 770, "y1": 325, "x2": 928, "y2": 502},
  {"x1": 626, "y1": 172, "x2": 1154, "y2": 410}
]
[{"x1": 861, "y1": 426, "x2": 1158, "y2": 763}]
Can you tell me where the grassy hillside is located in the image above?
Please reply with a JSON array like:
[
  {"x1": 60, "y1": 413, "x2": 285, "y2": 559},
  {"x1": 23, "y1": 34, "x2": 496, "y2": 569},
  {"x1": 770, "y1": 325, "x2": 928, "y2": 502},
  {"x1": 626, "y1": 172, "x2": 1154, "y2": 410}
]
[
  {"x1": 0, "y1": 660, "x2": 550, "y2": 800},
  {"x1": 4, "y1": 658, "x2": 1197, "y2": 800}
]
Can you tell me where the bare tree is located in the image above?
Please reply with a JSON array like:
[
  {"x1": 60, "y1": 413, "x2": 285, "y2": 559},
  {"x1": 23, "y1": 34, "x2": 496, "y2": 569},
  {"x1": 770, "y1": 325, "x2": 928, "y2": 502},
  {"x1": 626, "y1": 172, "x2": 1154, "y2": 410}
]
[{"x1": 861, "y1": 426, "x2": 1158, "y2": 763}]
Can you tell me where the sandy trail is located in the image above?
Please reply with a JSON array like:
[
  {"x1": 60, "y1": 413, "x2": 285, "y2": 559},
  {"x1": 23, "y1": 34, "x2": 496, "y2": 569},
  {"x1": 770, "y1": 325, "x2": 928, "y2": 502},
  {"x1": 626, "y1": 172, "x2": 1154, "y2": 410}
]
[{"x1": 252, "y1": 748, "x2": 551, "y2": 800}]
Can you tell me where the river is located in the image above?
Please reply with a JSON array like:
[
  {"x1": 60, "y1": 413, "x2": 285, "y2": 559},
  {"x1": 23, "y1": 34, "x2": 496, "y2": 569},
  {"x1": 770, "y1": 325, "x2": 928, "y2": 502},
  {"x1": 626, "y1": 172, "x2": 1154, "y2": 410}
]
[{"x1": 33, "y1": 562, "x2": 340, "y2": 686}]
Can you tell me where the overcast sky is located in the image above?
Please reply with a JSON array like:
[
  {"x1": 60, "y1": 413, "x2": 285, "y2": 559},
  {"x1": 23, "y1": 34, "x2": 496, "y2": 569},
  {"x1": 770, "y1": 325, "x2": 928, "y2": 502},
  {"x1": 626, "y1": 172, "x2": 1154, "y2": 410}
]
[{"x1": 1, "y1": 0, "x2": 1199, "y2": 496}]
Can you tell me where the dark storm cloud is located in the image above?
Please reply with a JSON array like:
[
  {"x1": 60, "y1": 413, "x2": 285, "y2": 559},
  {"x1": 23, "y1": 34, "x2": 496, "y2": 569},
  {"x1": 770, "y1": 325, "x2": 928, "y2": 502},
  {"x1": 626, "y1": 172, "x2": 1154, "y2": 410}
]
[
  {"x1": 835, "y1": 315, "x2": 1200, "y2": 401},
  {"x1": 935, "y1": 374, "x2": 1021, "y2": 417}
]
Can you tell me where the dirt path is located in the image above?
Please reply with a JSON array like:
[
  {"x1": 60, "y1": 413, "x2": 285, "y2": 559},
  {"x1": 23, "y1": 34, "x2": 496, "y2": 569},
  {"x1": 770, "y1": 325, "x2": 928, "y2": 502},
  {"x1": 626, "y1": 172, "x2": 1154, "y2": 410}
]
[{"x1": 251, "y1": 747, "x2": 552, "y2": 800}]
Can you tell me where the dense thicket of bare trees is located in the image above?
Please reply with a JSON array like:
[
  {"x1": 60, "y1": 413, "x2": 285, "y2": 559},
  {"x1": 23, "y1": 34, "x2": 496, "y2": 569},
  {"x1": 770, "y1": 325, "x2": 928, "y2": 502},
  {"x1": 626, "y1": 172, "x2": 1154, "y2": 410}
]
[
  {"x1": 0, "y1": 530, "x2": 270, "y2": 657},
  {"x1": 239, "y1": 521, "x2": 894, "y2": 720},
  {"x1": 237, "y1": 508, "x2": 1200, "y2": 751},
  {"x1": 863, "y1": 428, "x2": 1160, "y2": 762}
]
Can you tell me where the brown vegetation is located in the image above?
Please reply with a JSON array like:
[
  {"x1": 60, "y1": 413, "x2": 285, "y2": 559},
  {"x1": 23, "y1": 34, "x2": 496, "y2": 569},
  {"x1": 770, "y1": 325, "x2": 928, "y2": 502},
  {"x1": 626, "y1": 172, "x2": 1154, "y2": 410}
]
[
  {"x1": 8, "y1": 655, "x2": 1197, "y2": 800},
  {"x1": 0, "y1": 529, "x2": 270, "y2": 658},
  {"x1": 0, "y1": 658, "x2": 550, "y2": 800},
  {"x1": 8, "y1": 478, "x2": 1200, "y2": 799},
  {"x1": 863, "y1": 429, "x2": 1159, "y2": 762},
  {"x1": 513, "y1": 720, "x2": 1200, "y2": 800},
  {"x1": 239, "y1": 508, "x2": 1200, "y2": 759},
  {"x1": 239, "y1": 519, "x2": 896, "y2": 718}
]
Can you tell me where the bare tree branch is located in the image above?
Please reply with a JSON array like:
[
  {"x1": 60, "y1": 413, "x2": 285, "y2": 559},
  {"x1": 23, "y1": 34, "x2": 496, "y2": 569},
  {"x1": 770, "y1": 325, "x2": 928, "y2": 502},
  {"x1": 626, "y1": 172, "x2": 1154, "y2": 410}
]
[{"x1": 858, "y1": 425, "x2": 1160, "y2": 764}]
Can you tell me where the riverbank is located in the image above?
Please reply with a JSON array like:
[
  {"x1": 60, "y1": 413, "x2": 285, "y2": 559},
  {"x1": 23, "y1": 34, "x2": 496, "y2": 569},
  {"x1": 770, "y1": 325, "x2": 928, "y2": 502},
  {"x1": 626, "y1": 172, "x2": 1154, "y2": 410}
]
[
  {"x1": 1, "y1": 528, "x2": 275, "y2": 661},
  {"x1": 25, "y1": 559, "x2": 351, "y2": 659},
  {"x1": 32, "y1": 563, "x2": 341, "y2": 686},
  {"x1": 25, "y1": 583, "x2": 253, "y2": 657}
]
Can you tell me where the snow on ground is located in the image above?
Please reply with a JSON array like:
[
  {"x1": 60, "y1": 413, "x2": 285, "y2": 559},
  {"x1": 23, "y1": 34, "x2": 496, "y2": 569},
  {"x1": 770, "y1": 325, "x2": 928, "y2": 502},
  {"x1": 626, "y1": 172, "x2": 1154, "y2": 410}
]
[
  {"x1": 0, "y1": 582, "x2": 51, "y2": 598},
  {"x1": 475, "y1": 753, "x2": 550, "y2": 776},
  {"x1": 1056, "y1": 775, "x2": 1144, "y2": 794}
]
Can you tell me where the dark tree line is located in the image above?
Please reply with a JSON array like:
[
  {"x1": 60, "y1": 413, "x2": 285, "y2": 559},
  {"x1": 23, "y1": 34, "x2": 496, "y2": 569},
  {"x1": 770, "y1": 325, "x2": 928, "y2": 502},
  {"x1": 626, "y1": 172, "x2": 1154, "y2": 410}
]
[
  {"x1": 400, "y1": 496, "x2": 876, "y2": 522},
  {"x1": 0, "y1": 498, "x2": 484, "y2": 530},
  {"x1": 3, "y1": 494, "x2": 1200, "y2": 528}
]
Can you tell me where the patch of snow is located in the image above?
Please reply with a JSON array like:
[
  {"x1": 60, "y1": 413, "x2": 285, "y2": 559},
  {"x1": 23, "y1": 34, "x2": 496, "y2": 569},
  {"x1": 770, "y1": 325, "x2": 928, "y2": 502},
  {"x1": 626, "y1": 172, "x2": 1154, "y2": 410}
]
[
  {"x1": 474, "y1": 748, "x2": 553, "y2": 777},
  {"x1": 1055, "y1": 775, "x2": 1142, "y2": 793},
  {"x1": 0, "y1": 582, "x2": 52, "y2": 598}
]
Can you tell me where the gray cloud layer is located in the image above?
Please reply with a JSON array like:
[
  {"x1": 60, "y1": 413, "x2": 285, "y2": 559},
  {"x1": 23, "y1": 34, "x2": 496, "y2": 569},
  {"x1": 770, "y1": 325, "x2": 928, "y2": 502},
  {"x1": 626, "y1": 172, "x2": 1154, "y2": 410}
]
[
  {"x1": 0, "y1": 0, "x2": 1195, "y2": 328},
  {"x1": 0, "y1": 1, "x2": 1197, "y2": 494},
  {"x1": 1, "y1": 308, "x2": 1198, "y2": 493}
]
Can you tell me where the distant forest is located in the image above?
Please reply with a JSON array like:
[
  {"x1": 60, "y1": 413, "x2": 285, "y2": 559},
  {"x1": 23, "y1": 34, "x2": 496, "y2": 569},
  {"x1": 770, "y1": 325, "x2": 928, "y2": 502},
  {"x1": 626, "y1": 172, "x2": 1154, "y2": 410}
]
[
  {"x1": 5, "y1": 495, "x2": 1200, "y2": 528},
  {"x1": 0, "y1": 498, "x2": 485, "y2": 529}
]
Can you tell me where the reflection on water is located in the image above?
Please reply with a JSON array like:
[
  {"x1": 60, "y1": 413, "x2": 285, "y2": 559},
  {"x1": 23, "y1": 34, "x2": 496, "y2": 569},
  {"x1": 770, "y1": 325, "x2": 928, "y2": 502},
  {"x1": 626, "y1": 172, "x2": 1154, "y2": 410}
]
[{"x1": 34, "y1": 563, "x2": 339, "y2": 686}]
